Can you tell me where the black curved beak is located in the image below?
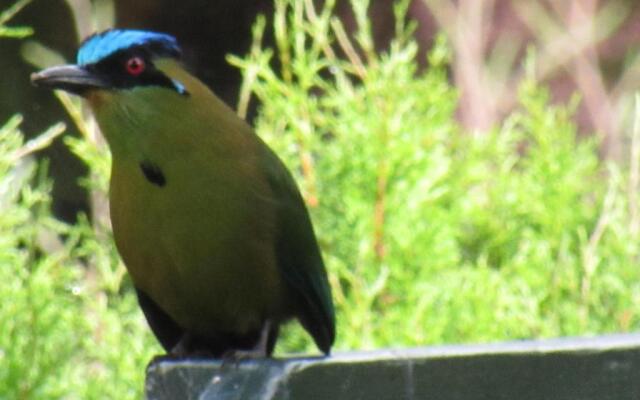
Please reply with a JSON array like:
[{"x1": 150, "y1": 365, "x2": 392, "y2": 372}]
[{"x1": 31, "y1": 65, "x2": 108, "y2": 95}]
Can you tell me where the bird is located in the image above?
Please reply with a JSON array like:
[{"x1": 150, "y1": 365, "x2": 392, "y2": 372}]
[{"x1": 31, "y1": 29, "x2": 335, "y2": 358}]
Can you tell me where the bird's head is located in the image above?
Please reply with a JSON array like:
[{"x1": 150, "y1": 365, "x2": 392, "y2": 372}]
[
  {"x1": 31, "y1": 29, "x2": 244, "y2": 157},
  {"x1": 31, "y1": 29, "x2": 190, "y2": 99}
]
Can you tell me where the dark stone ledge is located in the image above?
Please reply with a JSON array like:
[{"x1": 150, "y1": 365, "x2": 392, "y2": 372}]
[{"x1": 146, "y1": 333, "x2": 640, "y2": 400}]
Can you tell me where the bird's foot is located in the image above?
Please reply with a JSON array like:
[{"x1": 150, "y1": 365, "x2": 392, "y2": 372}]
[
  {"x1": 219, "y1": 348, "x2": 267, "y2": 370},
  {"x1": 146, "y1": 353, "x2": 185, "y2": 371},
  {"x1": 220, "y1": 320, "x2": 272, "y2": 369},
  {"x1": 162, "y1": 333, "x2": 215, "y2": 359}
]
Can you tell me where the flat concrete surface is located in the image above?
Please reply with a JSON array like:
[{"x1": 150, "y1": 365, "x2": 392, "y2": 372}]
[{"x1": 145, "y1": 333, "x2": 640, "y2": 399}]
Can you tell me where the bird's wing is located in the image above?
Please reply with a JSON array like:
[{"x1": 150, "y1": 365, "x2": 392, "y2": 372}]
[{"x1": 261, "y1": 145, "x2": 336, "y2": 354}]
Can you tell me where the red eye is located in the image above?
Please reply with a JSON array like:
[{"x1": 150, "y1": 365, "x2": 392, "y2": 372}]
[{"x1": 126, "y1": 56, "x2": 146, "y2": 76}]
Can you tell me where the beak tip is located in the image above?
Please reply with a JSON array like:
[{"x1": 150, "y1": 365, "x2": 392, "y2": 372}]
[{"x1": 30, "y1": 72, "x2": 42, "y2": 85}]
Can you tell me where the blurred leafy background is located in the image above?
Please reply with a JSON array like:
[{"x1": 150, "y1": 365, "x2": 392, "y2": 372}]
[{"x1": 2, "y1": 0, "x2": 640, "y2": 398}]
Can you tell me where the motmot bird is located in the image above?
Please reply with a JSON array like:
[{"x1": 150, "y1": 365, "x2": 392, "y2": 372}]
[{"x1": 32, "y1": 29, "x2": 335, "y2": 357}]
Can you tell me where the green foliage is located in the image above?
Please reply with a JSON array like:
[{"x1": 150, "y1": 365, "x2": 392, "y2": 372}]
[
  {"x1": 0, "y1": 0, "x2": 34, "y2": 38},
  {"x1": 3, "y1": 0, "x2": 640, "y2": 398},
  {"x1": 231, "y1": 0, "x2": 640, "y2": 351},
  {"x1": 0, "y1": 115, "x2": 157, "y2": 399}
]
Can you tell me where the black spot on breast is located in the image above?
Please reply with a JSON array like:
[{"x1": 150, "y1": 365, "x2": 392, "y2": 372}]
[{"x1": 140, "y1": 161, "x2": 166, "y2": 187}]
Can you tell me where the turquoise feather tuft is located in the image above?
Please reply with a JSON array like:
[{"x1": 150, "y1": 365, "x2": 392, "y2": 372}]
[{"x1": 77, "y1": 29, "x2": 181, "y2": 66}]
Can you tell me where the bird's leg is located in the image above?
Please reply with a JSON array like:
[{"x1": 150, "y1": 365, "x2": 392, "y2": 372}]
[
  {"x1": 146, "y1": 333, "x2": 196, "y2": 366},
  {"x1": 166, "y1": 333, "x2": 213, "y2": 359},
  {"x1": 170, "y1": 332, "x2": 193, "y2": 356},
  {"x1": 251, "y1": 319, "x2": 272, "y2": 357},
  {"x1": 221, "y1": 320, "x2": 272, "y2": 364}
]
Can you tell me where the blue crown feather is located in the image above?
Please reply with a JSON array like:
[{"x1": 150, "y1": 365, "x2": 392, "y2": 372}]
[{"x1": 77, "y1": 29, "x2": 181, "y2": 66}]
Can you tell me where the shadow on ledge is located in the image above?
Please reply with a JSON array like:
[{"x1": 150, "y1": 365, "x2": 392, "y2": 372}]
[{"x1": 146, "y1": 333, "x2": 640, "y2": 400}]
